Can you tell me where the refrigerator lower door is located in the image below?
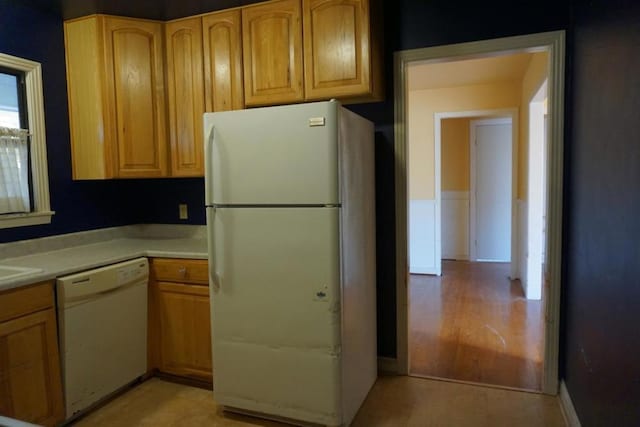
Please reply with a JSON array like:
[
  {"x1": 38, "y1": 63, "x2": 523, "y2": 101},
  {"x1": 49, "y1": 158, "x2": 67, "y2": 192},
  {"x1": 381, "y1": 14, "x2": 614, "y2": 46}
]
[{"x1": 209, "y1": 207, "x2": 342, "y2": 425}]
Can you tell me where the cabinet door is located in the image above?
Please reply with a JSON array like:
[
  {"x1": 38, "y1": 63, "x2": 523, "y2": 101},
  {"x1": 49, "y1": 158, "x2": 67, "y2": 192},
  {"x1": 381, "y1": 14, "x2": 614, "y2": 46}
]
[
  {"x1": 0, "y1": 309, "x2": 64, "y2": 427},
  {"x1": 155, "y1": 282, "x2": 212, "y2": 382},
  {"x1": 303, "y1": 0, "x2": 372, "y2": 100},
  {"x1": 203, "y1": 10, "x2": 245, "y2": 112},
  {"x1": 166, "y1": 18, "x2": 205, "y2": 177},
  {"x1": 242, "y1": 0, "x2": 304, "y2": 106},
  {"x1": 103, "y1": 17, "x2": 168, "y2": 178},
  {"x1": 65, "y1": 16, "x2": 112, "y2": 179}
]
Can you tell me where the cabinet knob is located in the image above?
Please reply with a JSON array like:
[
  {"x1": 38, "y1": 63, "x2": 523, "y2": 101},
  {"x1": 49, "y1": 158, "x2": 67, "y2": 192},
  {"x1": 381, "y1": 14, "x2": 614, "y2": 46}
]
[{"x1": 178, "y1": 267, "x2": 187, "y2": 277}]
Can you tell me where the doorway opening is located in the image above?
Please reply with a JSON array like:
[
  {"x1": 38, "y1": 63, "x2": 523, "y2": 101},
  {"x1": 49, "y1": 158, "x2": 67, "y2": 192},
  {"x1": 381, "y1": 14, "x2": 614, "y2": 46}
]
[{"x1": 394, "y1": 31, "x2": 565, "y2": 395}]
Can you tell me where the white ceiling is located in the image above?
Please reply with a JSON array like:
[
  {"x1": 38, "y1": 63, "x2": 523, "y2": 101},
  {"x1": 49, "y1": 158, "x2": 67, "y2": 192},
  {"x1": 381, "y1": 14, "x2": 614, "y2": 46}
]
[{"x1": 407, "y1": 52, "x2": 535, "y2": 91}]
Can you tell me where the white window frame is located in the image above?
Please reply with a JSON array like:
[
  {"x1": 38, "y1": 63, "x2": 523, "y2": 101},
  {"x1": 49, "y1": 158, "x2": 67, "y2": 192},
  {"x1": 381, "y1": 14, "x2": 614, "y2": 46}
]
[{"x1": 0, "y1": 52, "x2": 53, "y2": 229}]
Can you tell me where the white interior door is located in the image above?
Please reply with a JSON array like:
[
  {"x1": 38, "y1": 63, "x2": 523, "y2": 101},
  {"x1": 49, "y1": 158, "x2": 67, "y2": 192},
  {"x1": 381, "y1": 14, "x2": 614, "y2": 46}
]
[
  {"x1": 471, "y1": 120, "x2": 512, "y2": 262},
  {"x1": 525, "y1": 94, "x2": 547, "y2": 300}
]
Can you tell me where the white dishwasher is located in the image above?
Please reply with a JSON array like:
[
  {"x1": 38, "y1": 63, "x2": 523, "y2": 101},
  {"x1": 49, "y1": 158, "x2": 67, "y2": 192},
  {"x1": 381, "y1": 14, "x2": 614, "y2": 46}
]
[{"x1": 57, "y1": 257, "x2": 148, "y2": 419}]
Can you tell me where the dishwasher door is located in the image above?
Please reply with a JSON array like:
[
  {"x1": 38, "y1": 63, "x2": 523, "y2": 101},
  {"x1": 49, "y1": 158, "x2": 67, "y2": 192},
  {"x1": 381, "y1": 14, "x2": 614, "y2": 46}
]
[{"x1": 57, "y1": 258, "x2": 148, "y2": 418}]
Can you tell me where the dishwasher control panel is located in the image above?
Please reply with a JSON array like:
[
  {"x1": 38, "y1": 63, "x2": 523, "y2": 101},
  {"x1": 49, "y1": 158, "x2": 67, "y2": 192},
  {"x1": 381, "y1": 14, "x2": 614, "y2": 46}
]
[
  {"x1": 57, "y1": 258, "x2": 149, "y2": 304},
  {"x1": 117, "y1": 260, "x2": 148, "y2": 286}
]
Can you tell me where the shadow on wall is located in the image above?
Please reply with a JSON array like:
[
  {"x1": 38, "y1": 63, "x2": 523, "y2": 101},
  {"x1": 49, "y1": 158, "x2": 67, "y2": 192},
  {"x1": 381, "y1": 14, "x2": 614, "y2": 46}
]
[{"x1": 370, "y1": 127, "x2": 397, "y2": 357}]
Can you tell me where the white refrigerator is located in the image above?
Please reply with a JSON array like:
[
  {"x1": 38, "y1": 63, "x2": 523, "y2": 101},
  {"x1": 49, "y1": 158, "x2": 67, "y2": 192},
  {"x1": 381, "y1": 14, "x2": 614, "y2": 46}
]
[{"x1": 204, "y1": 100, "x2": 377, "y2": 426}]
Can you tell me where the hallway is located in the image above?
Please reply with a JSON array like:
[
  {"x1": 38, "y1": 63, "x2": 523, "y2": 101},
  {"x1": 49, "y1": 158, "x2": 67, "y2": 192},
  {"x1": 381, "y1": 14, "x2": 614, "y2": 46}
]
[{"x1": 409, "y1": 261, "x2": 543, "y2": 390}]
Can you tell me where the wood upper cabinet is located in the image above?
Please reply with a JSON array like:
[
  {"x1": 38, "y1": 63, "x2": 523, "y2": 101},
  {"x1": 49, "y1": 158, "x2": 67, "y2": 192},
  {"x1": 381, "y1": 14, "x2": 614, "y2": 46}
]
[
  {"x1": 203, "y1": 10, "x2": 245, "y2": 111},
  {"x1": 0, "y1": 283, "x2": 64, "y2": 427},
  {"x1": 242, "y1": 0, "x2": 304, "y2": 106},
  {"x1": 302, "y1": 0, "x2": 382, "y2": 102},
  {"x1": 148, "y1": 258, "x2": 212, "y2": 383},
  {"x1": 165, "y1": 17, "x2": 205, "y2": 177},
  {"x1": 64, "y1": 3, "x2": 384, "y2": 180},
  {"x1": 65, "y1": 15, "x2": 168, "y2": 179}
]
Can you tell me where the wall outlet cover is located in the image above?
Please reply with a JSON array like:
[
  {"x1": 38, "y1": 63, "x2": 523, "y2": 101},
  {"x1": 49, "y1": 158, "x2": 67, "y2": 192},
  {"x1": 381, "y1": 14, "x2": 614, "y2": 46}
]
[{"x1": 179, "y1": 204, "x2": 188, "y2": 220}]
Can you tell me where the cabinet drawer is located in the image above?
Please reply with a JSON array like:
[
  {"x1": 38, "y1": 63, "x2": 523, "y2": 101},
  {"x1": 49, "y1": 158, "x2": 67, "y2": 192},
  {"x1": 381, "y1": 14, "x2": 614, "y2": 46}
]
[
  {"x1": 151, "y1": 258, "x2": 209, "y2": 285},
  {"x1": 0, "y1": 282, "x2": 54, "y2": 323}
]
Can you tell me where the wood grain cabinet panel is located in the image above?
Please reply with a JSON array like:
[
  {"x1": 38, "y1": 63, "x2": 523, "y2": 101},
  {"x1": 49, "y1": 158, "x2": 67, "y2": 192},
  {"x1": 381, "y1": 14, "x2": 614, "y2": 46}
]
[
  {"x1": 103, "y1": 17, "x2": 168, "y2": 178},
  {"x1": 148, "y1": 259, "x2": 212, "y2": 384},
  {"x1": 242, "y1": 0, "x2": 304, "y2": 106},
  {"x1": 155, "y1": 282, "x2": 212, "y2": 382},
  {"x1": 165, "y1": 17, "x2": 205, "y2": 177},
  {"x1": 65, "y1": 15, "x2": 168, "y2": 179},
  {"x1": 303, "y1": 0, "x2": 382, "y2": 102},
  {"x1": 151, "y1": 258, "x2": 209, "y2": 285},
  {"x1": 0, "y1": 282, "x2": 53, "y2": 324},
  {"x1": 203, "y1": 10, "x2": 245, "y2": 111},
  {"x1": 0, "y1": 284, "x2": 63, "y2": 427}
]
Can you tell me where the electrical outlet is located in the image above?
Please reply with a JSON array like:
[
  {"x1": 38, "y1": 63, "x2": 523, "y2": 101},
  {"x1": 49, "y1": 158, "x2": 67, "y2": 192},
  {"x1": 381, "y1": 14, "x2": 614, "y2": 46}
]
[{"x1": 179, "y1": 204, "x2": 188, "y2": 220}]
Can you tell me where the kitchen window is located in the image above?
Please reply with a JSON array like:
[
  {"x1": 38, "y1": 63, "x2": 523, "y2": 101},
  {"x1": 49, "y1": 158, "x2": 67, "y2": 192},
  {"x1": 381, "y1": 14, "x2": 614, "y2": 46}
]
[{"x1": 0, "y1": 52, "x2": 52, "y2": 229}]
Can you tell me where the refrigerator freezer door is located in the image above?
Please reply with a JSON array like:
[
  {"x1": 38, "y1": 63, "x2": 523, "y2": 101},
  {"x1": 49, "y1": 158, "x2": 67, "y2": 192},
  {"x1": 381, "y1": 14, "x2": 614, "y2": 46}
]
[
  {"x1": 209, "y1": 207, "x2": 343, "y2": 425},
  {"x1": 204, "y1": 101, "x2": 339, "y2": 206}
]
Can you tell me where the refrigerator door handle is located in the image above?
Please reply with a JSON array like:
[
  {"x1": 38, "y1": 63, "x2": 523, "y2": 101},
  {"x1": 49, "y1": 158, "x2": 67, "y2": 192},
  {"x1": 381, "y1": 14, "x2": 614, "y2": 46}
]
[
  {"x1": 207, "y1": 206, "x2": 221, "y2": 293},
  {"x1": 213, "y1": 273, "x2": 222, "y2": 292}
]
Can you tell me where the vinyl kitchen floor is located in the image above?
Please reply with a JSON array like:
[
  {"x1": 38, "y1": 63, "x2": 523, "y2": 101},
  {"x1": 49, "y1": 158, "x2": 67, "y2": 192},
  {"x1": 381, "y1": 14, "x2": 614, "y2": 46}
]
[{"x1": 71, "y1": 376, "x2": 566, "y2": 427}]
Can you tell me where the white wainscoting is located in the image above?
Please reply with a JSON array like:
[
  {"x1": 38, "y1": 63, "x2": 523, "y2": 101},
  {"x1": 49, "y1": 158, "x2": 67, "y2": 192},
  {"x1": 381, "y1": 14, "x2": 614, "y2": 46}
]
[
  {"x1": 409, "y1": 199, "x2": 436, "y2": 274},
  {"x1": 516, "y1": 199, "x2": 528, "y2": 292},
  {"x1": 442, "y1": 191, "x2": 469, "y2": 260}
]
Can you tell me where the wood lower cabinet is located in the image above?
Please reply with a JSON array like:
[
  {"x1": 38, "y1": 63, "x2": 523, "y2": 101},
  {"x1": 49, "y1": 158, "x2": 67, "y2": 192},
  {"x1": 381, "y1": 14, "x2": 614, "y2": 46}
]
[
  {"x1": 242, "y1": 0, "x2": 304, "y2": 106},
  {"x1": 303, "y1": 0, "x2": 382, "y2": 102},
  {"x1": 0, "y1": 282, "x2": 64, "y2": 427},
  {"x1": 165, "y1": 17, "x2": 205, "y2": 177},
  {"x1": 65, "y1": 15, "x2": 168, "y2": 179},
  {"x1": 148, "y1": 259, "x2": 212, "y2": 383}
]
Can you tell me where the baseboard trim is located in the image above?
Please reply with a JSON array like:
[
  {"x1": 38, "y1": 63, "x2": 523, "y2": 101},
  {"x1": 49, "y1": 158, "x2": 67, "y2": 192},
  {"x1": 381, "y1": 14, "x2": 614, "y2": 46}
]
[
  {"x1": 442, "y1": 255, "x2": 469, "y2": 261},
  {"x1": 377, "y1": 357, "x2": 398, "y2": 374},
  {"x1": 559, "y1": 381, "x2": 581, "y2": 427}
]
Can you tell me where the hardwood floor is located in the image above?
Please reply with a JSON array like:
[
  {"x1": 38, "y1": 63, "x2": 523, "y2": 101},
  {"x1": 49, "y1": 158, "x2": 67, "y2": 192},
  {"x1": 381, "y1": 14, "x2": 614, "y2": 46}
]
[
  {"x1": 71, "y1": 376, "x2": 565, "y2": 427},
  {"x1": 409, "y1": 261, "x2": 543, "y2": 390}
]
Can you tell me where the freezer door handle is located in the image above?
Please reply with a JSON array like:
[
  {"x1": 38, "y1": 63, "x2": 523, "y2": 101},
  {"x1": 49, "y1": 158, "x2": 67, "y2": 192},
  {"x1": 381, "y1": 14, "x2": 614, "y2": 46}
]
[{"x1": 205, "y1": 125, "x2": 216, "y2": 206}]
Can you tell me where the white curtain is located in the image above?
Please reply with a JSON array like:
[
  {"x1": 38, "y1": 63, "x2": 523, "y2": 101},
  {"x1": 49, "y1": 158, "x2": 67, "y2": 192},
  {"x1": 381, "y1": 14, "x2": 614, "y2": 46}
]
[{"x1": 0, "y1": 126, "x2": 31, "y2": 214}]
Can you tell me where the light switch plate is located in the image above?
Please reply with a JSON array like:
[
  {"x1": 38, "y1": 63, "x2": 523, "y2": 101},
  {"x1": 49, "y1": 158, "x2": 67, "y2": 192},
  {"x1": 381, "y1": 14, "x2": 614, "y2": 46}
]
[{"x1": 179, "y1": 204, "x2": 188, "y2": 220}]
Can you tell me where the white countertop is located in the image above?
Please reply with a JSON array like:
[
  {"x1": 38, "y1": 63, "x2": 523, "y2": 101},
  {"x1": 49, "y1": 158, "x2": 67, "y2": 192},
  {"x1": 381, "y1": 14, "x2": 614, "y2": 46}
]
[
  {"x1": 0, "y1": 415, "x2": 40, "y2": 427},
  {"x1": 0, "y1": 225, "x2": 208, "y2": 292}
]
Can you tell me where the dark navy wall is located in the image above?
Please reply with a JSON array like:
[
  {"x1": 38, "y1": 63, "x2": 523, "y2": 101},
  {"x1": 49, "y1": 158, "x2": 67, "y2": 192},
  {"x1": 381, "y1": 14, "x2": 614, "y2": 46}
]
[
  {"x1": 563, "y1": 0, "x2": 640, "y2": 425},
  {"x1": 61, "y1": 0, "x2": 260, "y2": 20},
  {"x1": 0, "y1": 0, "x2": 205, "y2": 244}
]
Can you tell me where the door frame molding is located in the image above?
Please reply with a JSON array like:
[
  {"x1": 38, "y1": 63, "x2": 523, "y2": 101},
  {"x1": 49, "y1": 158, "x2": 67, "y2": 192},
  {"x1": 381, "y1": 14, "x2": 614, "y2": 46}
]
[{"x1": 394, "y1": 30, "x2": 565, "y2": 395}]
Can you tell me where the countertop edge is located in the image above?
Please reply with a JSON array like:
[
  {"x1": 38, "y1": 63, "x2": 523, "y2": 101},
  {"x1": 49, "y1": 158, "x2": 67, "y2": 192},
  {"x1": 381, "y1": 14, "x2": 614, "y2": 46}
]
[{"x1": 0, "y1": 240, "x2": 208, "y2": 292}]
